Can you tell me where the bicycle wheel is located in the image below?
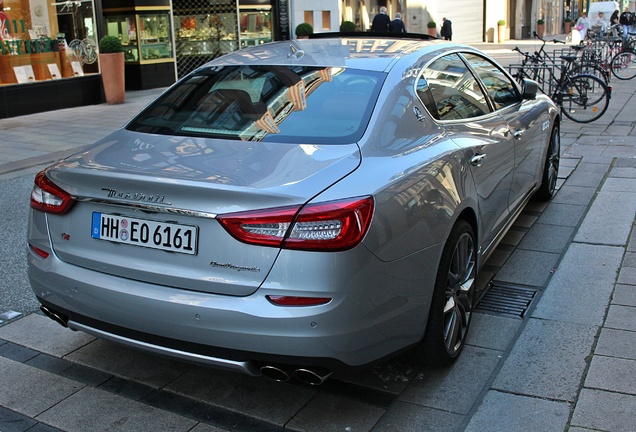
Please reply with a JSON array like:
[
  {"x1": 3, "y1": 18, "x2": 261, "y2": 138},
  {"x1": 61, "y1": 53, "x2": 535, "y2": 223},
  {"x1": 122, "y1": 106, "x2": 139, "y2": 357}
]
[
  {"x1": 568, "y1": 73, "x2": 608, "y2": 106},
  {"x1": 571, "y1": 62, "x2": 610, "y2": 84},
  {"x1": 610, "y1": 50, "x2": 636, "y2": 80},
  {"x1": 559, "y1": 74, "x2": 610, "y2": 123}
]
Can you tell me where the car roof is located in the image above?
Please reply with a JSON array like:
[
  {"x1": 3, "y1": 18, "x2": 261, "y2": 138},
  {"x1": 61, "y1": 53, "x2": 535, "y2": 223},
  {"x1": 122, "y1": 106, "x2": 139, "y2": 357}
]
[{"x1": 206, "y1": 35, "x2": 453, "y2": 73}]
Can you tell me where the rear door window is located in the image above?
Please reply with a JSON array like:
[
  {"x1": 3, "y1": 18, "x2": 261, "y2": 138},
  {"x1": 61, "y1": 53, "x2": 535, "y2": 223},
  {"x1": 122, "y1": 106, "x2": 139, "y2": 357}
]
[
  {"x1": 417, "y1": 53, "x2": 491, "y2": 121},
  {"x1": 461, "y1": 53, "x2": 521, "y2": 110}
]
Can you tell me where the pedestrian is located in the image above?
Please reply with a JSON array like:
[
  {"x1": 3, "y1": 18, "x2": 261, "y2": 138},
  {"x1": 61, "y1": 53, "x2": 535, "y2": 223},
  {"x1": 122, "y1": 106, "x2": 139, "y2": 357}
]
[
  {"x1": 576, "y1": 11, "x2": 590, "y2": 40},
  {"x1": 620, "y1": 7, "x2": 633, "y2": 39},
  {"x1": 371, "y1": 6, "x2": 391, "y2": 33},
  {"x1": 591, "y1": 11, "x2": 608, "y2": 37},
  {"x1": 611, "y1": 9, "x2": 620, "y2": 25},
  {"x1": 440, "y1": 17, "x2": 452, "y2": 40},
  {"x1": 390, "y1": 12, "x2": 406, "y2": 33}
]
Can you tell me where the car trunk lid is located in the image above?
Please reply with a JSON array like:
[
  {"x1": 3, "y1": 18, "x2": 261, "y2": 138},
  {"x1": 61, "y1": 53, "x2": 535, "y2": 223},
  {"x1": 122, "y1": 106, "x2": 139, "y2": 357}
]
[{"x1": 45, "y1": 130, "x2": 360, "y2": 296}]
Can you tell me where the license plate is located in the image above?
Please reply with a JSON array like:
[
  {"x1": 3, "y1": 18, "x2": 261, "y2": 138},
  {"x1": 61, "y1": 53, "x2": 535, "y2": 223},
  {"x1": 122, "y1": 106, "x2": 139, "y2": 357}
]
[{"x1": 91, "y1": 212, "x2": 198, "y2": 255}]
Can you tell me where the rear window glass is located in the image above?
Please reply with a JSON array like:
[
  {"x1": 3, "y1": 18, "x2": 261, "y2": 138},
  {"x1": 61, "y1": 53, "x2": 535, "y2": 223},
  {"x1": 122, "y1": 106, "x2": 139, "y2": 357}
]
[{"x1": 127, "y1": 65, "x2": 385, "y2": 144}]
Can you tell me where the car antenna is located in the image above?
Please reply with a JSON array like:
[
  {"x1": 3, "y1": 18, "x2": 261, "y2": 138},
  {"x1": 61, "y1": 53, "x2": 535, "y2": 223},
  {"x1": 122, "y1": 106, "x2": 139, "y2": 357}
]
[{"x1": 288, "y1": 44, "x2": 305, "y2": 60}]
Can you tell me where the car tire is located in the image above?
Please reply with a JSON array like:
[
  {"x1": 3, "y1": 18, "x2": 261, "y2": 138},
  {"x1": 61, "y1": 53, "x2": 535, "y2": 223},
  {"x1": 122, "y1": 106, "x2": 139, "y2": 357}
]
[
  {"x1": 418, "y1": 219, "x2": 476, "y2": 367},
  {"x1": 534, "y1": 123, "x2": 560, "y2": 201}
]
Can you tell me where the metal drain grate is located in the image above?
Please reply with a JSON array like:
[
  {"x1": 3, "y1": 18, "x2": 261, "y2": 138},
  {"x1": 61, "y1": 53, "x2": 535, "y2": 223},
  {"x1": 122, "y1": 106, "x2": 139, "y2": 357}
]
[{"x1": 475, "y1": 283, "x2": 537, "y2": 318}]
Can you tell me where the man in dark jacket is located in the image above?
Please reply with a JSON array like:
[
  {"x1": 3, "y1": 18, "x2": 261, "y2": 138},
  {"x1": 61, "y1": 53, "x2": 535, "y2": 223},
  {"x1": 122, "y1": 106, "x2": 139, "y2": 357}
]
[
  {"x1": 371, "y1": 6, "x2": 391, "y2": 32},
  {"x1": 390, "y1": 12, "x2": 407, "y2": 33},
  {"x1": 620, "y1": 7, "x2": 633, "y2": 39},
  {"x1": 441, "y1": 17, "x2": 452, "y2": 40}
]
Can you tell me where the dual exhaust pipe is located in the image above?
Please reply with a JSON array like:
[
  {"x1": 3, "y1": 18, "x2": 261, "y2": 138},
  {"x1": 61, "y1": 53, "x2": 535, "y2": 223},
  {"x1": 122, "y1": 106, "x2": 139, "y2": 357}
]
[
  {"x1": 40, "y1": 305, "x2": 69, "y2": 328},
  {"x1": 260, "y1": 364, "x2": 332, "y2": 385},
  {"x1": 40, "y1": 305, "x2": 333, "y2": 385}
]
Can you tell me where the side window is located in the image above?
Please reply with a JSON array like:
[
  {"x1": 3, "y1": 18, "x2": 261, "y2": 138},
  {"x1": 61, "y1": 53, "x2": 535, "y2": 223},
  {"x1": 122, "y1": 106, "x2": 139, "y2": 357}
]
[
  {"x1": 419, "y1": 54, "x2": 490, "y2": 121},
  {"x1": 462, "y1": 53, "x2": 521, "y2": 110},
  {"x1": 415, "y1": 76, "x2": 441, "y2": 120}
]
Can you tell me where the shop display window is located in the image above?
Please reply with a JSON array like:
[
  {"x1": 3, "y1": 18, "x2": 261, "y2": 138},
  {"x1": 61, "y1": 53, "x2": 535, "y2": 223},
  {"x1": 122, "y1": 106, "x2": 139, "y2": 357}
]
[
  {"x1": 0, "y1": 0, "x2": 98, "y2": 85},
  {"x1": 172, "y1": 0, "x2": 238, "y2": 78},
  {"x1": 239, "y1": 8, "x2": 272, "y2": 47},
  {"x1": 104, "y1": 11, "x2": 174, "y2": 64},
  {"x1": 175, "y1": 12, "x2": 237, "y2": 57}
]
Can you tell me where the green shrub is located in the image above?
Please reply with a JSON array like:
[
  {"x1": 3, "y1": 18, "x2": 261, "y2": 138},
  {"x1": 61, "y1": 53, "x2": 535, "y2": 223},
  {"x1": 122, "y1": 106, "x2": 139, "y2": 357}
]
[
  {"x1": 427, "y1": 21, "x2": 437, "y2": 29},
  {"x1": 99, "y1": 35, "x2": 123, "y2": 53},
  {"x1": 340, "y1": 21, "x2": 356, "y2": 32},
  {"x1": 537, "y1": 19, "x2": 545, "y2": 25},
  {"x1": 295, "y1": 23, "x2": 314, "y2": 37},
  {"x1": 497, "y1": 20, "x2": 506, "y2": 26},
  {"x1": 564, "y1": 17, "x2": 572, "y2": 23}
]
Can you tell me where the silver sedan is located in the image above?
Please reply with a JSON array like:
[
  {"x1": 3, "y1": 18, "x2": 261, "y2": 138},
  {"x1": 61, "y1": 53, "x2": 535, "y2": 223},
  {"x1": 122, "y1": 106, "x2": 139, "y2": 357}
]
[{"x1": 27, "y1": 35, "x2": 559, "y2": 385}]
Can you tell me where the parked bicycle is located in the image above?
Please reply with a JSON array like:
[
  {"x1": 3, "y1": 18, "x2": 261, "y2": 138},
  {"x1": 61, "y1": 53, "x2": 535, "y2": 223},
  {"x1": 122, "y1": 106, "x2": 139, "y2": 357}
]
[
  {"x1": 510, "y1": 35, "x2": 611, "y2": 123},
  {"x1": 608, "y1": 34, "x2": 636, "y2": 80},
  {"x1": 577, "y1": 34, "x2": 636, "y2": 81},
  {"x1": 524, "y1": 31, "x2": 610, "y2": 84}
]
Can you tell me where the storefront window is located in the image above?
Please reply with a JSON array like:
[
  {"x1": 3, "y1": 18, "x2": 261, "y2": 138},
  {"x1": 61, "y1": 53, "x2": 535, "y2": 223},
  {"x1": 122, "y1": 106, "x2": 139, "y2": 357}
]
[
  {"x1": 0, "y1": 0, "x2": 97, "y2": 85},
  {"x1": 173, "y1": 0, "x2": 238, "y2": 78},
  {"x1": 104, "y1": 12, "x2": 174, "y2": 64},
  {"x1": 239, "y1": 8, "x2": 272, "y2": 47}
]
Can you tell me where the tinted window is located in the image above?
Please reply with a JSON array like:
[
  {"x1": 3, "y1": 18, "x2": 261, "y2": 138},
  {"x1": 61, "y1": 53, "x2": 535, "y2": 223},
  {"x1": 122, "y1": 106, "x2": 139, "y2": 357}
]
[
  {"x1": 419, "y1": 54, "x2": 490, "y2": 121},
  {"x1": 462, "y1": 53, "x2": 520, "y2": 110},
  {"x1": 127, "y1": 66, "x2": 384, "y2": 144}
]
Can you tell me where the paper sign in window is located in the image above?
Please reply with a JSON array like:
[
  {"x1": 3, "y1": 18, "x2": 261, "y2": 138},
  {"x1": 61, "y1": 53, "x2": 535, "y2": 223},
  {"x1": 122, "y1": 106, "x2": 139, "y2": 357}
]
[{"x1": 47, "y1": 63, "x2": 62, "y2": 79}]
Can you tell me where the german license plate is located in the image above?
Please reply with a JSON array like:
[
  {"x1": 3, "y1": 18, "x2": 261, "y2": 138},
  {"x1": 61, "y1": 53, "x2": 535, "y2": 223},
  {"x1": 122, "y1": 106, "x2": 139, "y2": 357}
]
[{"x1": 91, "y1": 212, "x2": 197, "y2": 255}]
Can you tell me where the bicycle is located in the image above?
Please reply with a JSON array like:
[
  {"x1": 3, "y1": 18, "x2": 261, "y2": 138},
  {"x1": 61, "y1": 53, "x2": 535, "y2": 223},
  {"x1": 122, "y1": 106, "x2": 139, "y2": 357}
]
[
  {"x1": 524, "y1": 31, "x2": 611, "y2": 84},
  {"x1": 577, "y1": 27, "x2": 636, "y2": 81},
  {"x1": 607, "y1": 33, "x2": 636, "y2": 80},
  {"x1": 511, "y1": 41, "x2": 611, "y2": 123}
]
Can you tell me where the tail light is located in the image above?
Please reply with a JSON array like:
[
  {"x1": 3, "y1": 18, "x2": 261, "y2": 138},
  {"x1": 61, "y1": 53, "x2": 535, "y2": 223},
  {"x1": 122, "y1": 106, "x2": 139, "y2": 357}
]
[
  {"x1": 30, "y1": 170, "x2": 75, "y2": 214},
  {"x1": 218, "y1": 196, "x2": 374, "y2": 251}
]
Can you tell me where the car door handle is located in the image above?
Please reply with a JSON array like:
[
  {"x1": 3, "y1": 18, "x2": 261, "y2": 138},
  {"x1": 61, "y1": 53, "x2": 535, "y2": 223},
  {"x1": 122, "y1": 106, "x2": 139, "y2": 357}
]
[
  {"x1": 471, "y1": 153, "x2": 487, "y2": 166},
  {"x1": 513, "y1": 129, "x2": 526, "y2": 140}
]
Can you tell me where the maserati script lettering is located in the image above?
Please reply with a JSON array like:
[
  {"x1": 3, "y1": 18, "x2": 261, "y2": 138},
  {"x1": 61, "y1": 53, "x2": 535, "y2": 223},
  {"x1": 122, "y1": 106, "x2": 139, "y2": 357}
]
[{"x1": 102, "y1": 188, "x2": 172, "y2": 205}]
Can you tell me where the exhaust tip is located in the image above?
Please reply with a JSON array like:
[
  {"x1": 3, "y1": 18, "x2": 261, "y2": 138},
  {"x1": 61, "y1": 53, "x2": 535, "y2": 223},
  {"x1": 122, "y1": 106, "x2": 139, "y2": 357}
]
[
  {"x1": 40, "y1": 306, "x2": 69, "y2": 328},
  {"x1": 293, "y1": 367, "x2": 332, "y2": 386},
  {"x1": 260, "y1": 365, "x2": 292, "y2": 382}
]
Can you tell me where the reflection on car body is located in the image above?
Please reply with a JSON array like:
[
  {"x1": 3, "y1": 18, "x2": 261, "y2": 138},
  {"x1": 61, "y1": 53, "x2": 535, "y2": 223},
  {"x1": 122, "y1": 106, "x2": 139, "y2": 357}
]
[{"x1": 28, "y1": 34, "x2": 559, "y2": 385}]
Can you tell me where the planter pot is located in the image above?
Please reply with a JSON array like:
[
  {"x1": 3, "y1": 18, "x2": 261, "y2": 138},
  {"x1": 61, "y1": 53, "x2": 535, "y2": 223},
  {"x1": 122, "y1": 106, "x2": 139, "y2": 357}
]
[
  {"x1": 537, "y1": 24, "x2": 545, "y2": 39},
  {"x1": 564, "y1": 22, "x2": 571, "y2": 34},
  {"x1": 497, "y1": 25, "x2": 506, "y2": 42},
  {"x1": 428, "y1": 27, "x2": 437, "y2": 37},
  {"x1": 99, "y1": 52, "x2": 125, "y2": 105}
]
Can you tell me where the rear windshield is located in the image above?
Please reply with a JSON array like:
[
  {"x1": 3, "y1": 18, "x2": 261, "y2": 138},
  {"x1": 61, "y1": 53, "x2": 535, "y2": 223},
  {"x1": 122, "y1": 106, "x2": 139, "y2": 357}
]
[{"x1": 127, "y1": 65, "x2": 385, "y2": 144}]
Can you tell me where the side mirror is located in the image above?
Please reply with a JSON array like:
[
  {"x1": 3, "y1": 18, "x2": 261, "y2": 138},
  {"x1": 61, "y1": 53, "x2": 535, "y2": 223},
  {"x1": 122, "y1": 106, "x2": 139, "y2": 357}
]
[{"x1": 521, "y1": 78, "x2": 538, "y2": 100}]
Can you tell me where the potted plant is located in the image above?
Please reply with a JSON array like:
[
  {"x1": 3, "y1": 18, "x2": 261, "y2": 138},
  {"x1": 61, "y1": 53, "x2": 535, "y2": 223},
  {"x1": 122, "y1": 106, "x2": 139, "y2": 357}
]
[
  {"x1": 427, "y1": 21, "x2": 437, "y2": 37},
  {"x1": 98, "y1": 35, "x2": 125, "y2": 105},
  {"x1": 340, "y1": 20, "x2": 356, "y2": 32},
  {"x1": 537, "y1": 18, "x2": 545, "y2": 39},
  {"x1": 295, "y1": 23, "x2": 313, "y2": 39},
  {"x1": 497, "y1": 19, "x2": 506, "y2": 42},
  {"x1": 564, "y1": 17, "x2": 572, "y2": 34}
]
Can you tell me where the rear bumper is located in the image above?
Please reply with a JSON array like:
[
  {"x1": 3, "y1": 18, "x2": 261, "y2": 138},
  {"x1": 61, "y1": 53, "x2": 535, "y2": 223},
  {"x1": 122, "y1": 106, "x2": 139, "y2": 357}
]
[{"x1": 28, "y1": 245, "x2": 436, "y2": 371}]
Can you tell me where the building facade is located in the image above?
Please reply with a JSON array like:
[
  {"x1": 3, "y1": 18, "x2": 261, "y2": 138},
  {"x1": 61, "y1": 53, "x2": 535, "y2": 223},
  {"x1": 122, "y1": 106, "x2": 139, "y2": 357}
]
[{"x1": 3, "y1": 0, "x2": 625, "y2": 118}]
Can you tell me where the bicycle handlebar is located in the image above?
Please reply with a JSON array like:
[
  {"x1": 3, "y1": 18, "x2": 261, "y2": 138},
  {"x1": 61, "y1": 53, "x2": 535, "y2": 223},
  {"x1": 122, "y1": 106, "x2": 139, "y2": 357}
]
[{"x1": 533, "y1": 30, "x2": 566, "y2": 45}]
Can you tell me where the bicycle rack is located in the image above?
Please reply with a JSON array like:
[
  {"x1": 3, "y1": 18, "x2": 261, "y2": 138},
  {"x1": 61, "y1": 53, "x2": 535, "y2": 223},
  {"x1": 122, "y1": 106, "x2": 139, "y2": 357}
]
[{"x1": 507, "y1": 63, "x2": 559, "y2": 96}]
